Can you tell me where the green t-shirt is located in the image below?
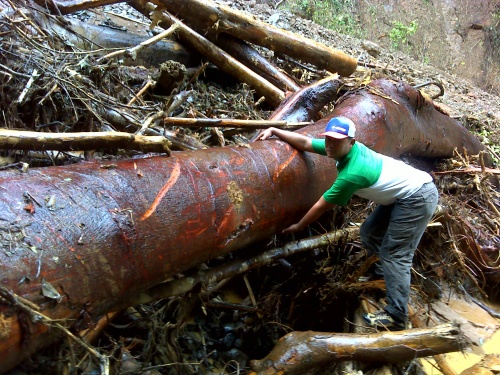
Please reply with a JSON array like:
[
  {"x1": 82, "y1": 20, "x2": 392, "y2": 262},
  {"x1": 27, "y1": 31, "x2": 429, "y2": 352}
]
[{"x1": 311, "y1": 140, "x2": 383, "y2": 205}]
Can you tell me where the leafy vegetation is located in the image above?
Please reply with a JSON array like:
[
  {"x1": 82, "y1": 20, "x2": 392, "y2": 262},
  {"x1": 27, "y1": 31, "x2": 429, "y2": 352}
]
[
  {"x1": 389, "y1": 20, "x2": 418, "y2": 49},
  {"x1": 282, "y1": 0, "x2": 363, "y2": 37}
]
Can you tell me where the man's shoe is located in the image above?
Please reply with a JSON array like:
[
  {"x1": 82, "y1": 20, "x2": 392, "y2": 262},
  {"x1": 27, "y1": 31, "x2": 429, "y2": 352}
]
[{"x1": 363, "y1": 310, "x2": 406, "y2": 331}]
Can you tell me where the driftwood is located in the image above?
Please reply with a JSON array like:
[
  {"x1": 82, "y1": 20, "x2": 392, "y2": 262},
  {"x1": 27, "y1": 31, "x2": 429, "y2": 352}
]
[
  {"x1": 249, "y1": 323, "x2": 464, "y2": 375},
  {"x1": 0, "y1": 79, "x2": 489, "y2": 373}
]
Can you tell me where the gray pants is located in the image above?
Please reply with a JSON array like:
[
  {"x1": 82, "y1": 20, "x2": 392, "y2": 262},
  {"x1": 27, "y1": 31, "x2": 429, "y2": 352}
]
[{"x1": 360, "y1": 182, "x2": 439, "y2": 323}]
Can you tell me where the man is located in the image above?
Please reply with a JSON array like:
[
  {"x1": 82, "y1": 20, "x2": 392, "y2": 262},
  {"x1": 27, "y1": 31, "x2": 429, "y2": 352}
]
[{"x1": 255, "y1": 116, "x2": 438, "y2": 330}]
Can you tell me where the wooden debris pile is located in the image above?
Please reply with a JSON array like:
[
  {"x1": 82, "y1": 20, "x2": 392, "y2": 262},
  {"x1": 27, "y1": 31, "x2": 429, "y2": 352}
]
[{"x1": 0, "y1": 1, "x2": 499, "y2": 375}]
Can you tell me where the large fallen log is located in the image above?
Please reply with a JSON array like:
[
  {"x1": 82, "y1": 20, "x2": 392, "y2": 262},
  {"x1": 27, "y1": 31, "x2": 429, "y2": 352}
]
[
  {"x1": 0, "y1": 79, "x2": 488, "y2": 372},
  {"x1": 249, "y1": 323, "x2": 463, "y2": 375},
  {"x1": 326, "y1": 79, "x2": 492, "y2": 163}
]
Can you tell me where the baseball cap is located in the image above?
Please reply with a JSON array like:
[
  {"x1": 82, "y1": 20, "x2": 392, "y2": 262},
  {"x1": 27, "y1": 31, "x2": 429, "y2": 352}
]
[{"x1": 320, "y1": 116, "x2": 356, "y2": 139}]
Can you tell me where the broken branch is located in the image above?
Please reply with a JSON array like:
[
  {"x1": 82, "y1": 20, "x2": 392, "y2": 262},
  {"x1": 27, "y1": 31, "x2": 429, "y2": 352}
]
[
  {"x1": 0, "y1": 287, "x2": 110, "y2": 375},
  {"x1": 149, "y1": 0, "x2": 357, "y2": 76},
  {"x1": 126, "y1": 227, "x2": 359, "y2": 306},
  {"x1": 0, "y1": 129, "x2": 172, "y2": 154}
]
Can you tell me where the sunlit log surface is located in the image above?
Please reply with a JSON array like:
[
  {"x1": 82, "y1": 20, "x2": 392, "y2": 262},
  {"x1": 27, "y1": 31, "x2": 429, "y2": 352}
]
[
  {"x1": 249, "y1": 323, "x2": 463, "y2": 375},
  {"x1": 0, "y1": 79, "x2": 489, "y2": 372}
]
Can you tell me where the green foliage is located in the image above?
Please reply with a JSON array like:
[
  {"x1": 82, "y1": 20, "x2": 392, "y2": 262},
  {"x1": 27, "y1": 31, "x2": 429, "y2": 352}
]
[
  {"x1": 476, "y1": 128, "x2": 500, "y2": 164},
  {"x1": 389, "y1": 20, "x2": 418, "y2": 49},
  {"x1": 283, "y1": 0, "x2": 363, "y2": 38}
]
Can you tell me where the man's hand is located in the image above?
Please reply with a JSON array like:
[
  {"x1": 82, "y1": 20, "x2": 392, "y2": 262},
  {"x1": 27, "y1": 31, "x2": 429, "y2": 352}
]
[
  {"x1": 254, "y1": 127, "x2": 275, "y2": 141},
  {"x1": 282, "y1": 197, "x2": 336, "y2": 235},
  {"x1": 282, "y1": 223, "x2": 302, "y2": 234},
  {"x1": 254, "y1": 127, "x2": 314, "y2": 152}
]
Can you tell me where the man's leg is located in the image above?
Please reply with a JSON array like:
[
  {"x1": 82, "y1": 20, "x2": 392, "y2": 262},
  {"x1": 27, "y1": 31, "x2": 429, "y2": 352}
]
[
  {"x1": 380, "y1": 183, "x2": 438, "y2": 323},
  {"x1": 360, "y1": 204, "x2": 393, "y2": 277}
]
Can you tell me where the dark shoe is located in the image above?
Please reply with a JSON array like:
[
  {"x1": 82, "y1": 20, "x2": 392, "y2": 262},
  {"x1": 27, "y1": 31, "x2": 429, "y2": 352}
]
[{"x1": 363, "y1": 310, "x2": 406, "y2": 331}]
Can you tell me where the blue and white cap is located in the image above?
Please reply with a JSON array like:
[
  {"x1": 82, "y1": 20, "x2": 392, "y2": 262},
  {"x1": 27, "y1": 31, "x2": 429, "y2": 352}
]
[{"x1": 320, "y1": 116, "x2": 356, "y2": 139}]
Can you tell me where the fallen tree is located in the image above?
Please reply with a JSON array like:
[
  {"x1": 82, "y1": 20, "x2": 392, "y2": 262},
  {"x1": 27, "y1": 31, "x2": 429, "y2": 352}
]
[
  {"x1": 38, "y1": 0, "x2": 358, "y2": 77},
  {"x1": 0, "y1": 78, "x2": 489, "y2": 373}
]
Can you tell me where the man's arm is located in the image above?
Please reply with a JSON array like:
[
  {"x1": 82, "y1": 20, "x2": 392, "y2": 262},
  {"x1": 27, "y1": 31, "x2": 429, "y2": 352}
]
[
  {"x1": 255, "y1": 127, "x2": 314, "y2": 152},
  {"x1": 283, "y1": 196, "x2": 335, "y2": 234}
]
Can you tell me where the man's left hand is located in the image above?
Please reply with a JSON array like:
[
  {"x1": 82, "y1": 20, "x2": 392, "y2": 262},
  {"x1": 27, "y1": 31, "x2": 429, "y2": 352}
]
[{"x1": 282, "y1": 223, "x2": 302, "y2": 234}]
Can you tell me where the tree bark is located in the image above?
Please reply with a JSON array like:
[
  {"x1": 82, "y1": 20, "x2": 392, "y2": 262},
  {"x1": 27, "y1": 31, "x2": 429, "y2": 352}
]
[
  {"x1": 249, "y1": 323, "x2": 464, "y2": 375},
  {"x1": 32, "y1": 11, "x2": 199, "y2": 69},
  {"x1": 268, "y1": 75, "x2": 342, "y2": 122},
  {"x1": 126, "y1": 227, "x2": 359, "y2": 305},
  {"x1": 214, "y1": 34, "x2": 301, "y2": 92},
  {"x1": 328, "y1": 79, "x2": 491, "y2": 163},
  {"x1": 163, "y1": 117, "x2": 311, "y2": 129},
  {"x1": 33, "y1": 0, "x2": 123, "y2": 14}
]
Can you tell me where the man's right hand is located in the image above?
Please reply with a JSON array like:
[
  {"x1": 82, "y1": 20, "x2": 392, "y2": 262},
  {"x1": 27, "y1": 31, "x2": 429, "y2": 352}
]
[
  {"x1": 254, "y1": 127, "x2": 275, "y2": 141},
  {"x1": 254, "y1": 127, "x2": 314, "y2": 152}
]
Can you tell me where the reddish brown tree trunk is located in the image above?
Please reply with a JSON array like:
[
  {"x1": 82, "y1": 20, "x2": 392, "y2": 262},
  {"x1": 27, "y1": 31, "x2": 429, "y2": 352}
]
[{"x1": 0, "y1": 79, "x2": 488, "y2": 372}]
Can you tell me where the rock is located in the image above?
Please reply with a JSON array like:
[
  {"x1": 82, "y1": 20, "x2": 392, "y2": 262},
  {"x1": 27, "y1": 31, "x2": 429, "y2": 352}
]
[{"x1": 361, "y1": 40, "x2": 381, "y2": 58}]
